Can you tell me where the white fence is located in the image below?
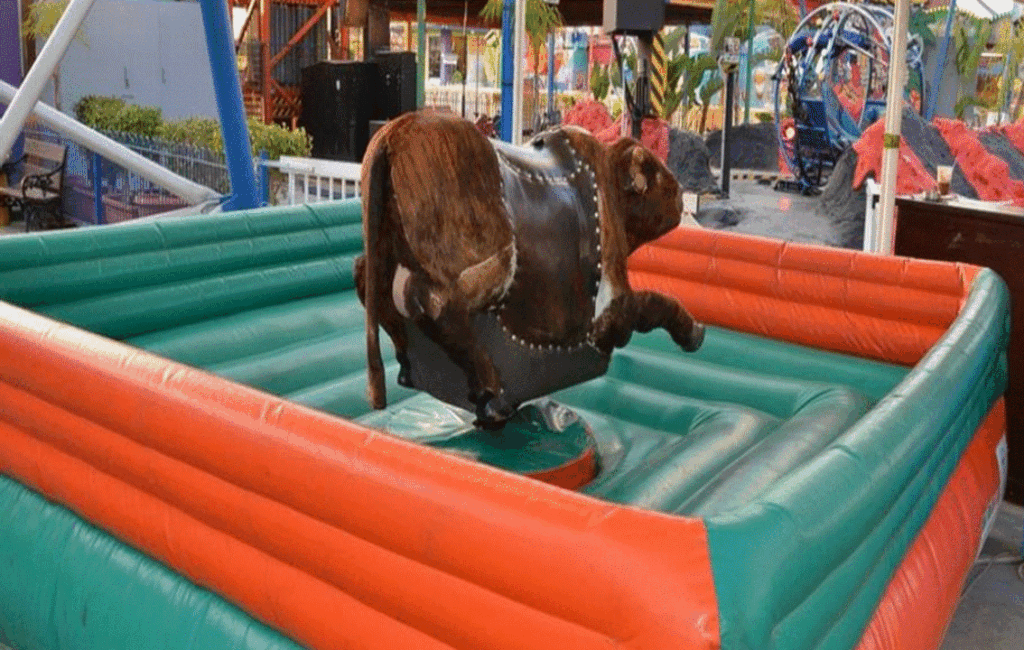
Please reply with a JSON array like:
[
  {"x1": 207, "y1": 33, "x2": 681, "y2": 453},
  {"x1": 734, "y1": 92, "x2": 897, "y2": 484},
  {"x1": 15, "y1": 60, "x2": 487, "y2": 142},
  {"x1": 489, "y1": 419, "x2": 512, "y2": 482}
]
[
  {"x1": 863, "y1": 177, "x2": 881, "y2": 252},
  {"x1": 264, "y1": 156, "x2": 362, "y2": 205}
]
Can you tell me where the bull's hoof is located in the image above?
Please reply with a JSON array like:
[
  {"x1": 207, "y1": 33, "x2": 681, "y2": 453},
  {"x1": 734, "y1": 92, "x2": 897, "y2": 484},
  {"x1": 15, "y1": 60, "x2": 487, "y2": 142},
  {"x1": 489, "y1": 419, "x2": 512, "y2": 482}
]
[
  {"x1": 396, "y1": 353, "x2": 414, "y2": 388},
  {"x1": 397, "y1": 366, "x2": 414, "y2": 388},
  {"x1": 472, "y1": 390, "x2": 516, "y2": 430},
  {"x1": 368, "y1": 391, "x2": 387, "y2": 410}
]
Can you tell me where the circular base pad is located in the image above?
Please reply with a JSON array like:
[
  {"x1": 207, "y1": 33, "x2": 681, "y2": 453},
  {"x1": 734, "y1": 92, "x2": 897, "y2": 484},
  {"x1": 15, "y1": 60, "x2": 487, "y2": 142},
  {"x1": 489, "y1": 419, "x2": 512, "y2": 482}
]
[{"x1": 365, "y1": 397, "x2": 598, "y2": 490}]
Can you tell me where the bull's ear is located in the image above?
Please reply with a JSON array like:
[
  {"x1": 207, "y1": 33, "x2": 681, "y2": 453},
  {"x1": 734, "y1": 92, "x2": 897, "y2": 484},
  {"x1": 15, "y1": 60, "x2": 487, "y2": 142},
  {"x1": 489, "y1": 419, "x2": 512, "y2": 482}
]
[{"x1": 629, "y1": 145, "x2": 648, "y2": 194}]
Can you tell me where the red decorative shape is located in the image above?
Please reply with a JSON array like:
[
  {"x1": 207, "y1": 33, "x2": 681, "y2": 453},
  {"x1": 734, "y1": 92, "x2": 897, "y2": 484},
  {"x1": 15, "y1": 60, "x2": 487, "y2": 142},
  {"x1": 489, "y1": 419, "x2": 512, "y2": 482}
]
[
  {"x1": 593, "y1": 115, "x2": 670, "y2": 162},
  {"x1": 562, "y1": 99, "x2": 613, "y2": 135},
  {"x1": 996, "y1": 122, "x2": 1024, "y2": 159},
  {"x1": 935, "y1": 117, "x2": 1024, "y2": 207}
]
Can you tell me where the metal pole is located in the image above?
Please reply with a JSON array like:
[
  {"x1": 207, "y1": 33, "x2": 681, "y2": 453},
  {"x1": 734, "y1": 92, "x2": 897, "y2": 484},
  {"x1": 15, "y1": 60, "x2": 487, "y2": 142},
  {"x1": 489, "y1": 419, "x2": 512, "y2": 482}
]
[
  {"x1": 260, "y1": 0, "x2": 271, "y2": 122},
  {"x1": 0, "y1": 0, "x2": 96, "y2": 163},
  {"x1": 91, "y1": 151, "x2": 104, "y2": 225},
  {"x1": 0, "y1": 80, "x2": 220, "y2": 203},
  {"x1": 720, "y1": 70, "x2": 734, "y2": 198},
  {"x1": 925, "y1": 0, "x2": 957, "y2": 121},
  {"x1": 461, "y1": 0, "x2": 469, "y2": 118},
  {"x1": 743, "y1": 0, "x2": 755, "y2": 124},
  {"x1": 874, "y1": 0, "x2": 910, "y2": 254},
  {"x1": 500, "y1": 0, "x2": 515, "y2": 141},
  {"x1": 475, "y1": 31, "x2": 481, "y2": 116},
  {"x1": 634, "y1": 35, "x2": 653, "y2": 140},
  {"x1": 198, "y1": 0, "x2": 259, "y2": 211},
  {"x1": 417, "y1": 0, "x2": 426, "y2": 108},
  {"x1": 547, "y1": 31, "x2": 556, "y2": 121},
  {"x1": 512, "y1": 0, "x2": 526, "y2": 144}
]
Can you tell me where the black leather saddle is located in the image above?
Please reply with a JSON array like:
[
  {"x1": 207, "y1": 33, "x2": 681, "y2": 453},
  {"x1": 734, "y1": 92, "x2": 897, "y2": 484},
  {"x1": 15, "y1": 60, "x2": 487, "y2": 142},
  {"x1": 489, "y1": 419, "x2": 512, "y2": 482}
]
[{"x1": 402, "y1": 129, "x2": 611, "y2": 413}]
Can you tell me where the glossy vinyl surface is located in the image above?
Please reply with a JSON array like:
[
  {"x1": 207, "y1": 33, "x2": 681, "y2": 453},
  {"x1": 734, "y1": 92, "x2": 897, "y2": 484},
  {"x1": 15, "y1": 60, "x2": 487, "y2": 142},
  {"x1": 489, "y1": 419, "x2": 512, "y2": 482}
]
[{"x1": 0, "y1": 198, "x2": 1009, "y2": 650}]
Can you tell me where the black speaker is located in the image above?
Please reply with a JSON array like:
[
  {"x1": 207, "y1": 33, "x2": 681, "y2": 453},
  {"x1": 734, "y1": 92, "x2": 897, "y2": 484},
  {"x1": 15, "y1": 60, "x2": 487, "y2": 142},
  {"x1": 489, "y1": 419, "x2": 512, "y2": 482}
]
[
  {"x1": 374, "y1": 50, "x2": 417, "y2": 120},
  {"x1": 299, "y1": 61, "x2": 376, "y2": 162},
  {"x1": 602, "y1": 0, "x2": 664, "y2": 34}
]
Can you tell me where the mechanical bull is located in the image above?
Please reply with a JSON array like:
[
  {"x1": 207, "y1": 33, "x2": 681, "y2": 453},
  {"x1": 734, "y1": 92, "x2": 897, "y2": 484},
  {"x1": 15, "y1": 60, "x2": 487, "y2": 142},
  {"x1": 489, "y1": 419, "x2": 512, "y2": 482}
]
[{"x1": 355, "y1": 110, "x2": 704, "y2": 428}]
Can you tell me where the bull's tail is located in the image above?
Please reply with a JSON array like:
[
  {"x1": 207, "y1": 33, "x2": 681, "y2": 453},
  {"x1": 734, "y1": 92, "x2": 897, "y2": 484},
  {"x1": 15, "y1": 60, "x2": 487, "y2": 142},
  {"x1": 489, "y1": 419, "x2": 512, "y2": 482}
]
[{"x1": 362, "y1": 135, "x2": 390, "y2": 409}]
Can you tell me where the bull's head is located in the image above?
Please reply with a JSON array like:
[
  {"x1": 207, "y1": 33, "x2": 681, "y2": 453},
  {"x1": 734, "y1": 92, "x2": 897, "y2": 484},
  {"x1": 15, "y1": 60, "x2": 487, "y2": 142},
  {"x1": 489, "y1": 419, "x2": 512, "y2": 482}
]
[{"x1": 610, "y1": 139, "x2": 684, "y2": 253}]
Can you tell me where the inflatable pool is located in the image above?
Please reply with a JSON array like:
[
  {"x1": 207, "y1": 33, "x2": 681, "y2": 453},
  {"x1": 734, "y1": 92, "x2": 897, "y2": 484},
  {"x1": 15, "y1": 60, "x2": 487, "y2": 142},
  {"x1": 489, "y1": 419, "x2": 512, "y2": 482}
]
[{"x1": 0, "y1": 199, "x2": 1009, "y2": 650}]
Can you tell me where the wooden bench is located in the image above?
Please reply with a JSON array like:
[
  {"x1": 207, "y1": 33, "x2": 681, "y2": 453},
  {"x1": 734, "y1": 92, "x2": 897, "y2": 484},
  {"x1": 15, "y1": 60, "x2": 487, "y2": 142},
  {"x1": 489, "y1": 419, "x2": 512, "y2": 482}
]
[{"x1": 0, "y1": 136, "x2": 72, "y2": 231}]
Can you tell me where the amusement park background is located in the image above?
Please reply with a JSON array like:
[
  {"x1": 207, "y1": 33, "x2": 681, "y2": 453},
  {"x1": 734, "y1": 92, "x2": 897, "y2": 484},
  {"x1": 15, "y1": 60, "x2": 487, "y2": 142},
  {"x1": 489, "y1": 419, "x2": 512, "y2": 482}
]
[{"x1": 1, "y1": 0, "x2": 1023, "y2": 226}]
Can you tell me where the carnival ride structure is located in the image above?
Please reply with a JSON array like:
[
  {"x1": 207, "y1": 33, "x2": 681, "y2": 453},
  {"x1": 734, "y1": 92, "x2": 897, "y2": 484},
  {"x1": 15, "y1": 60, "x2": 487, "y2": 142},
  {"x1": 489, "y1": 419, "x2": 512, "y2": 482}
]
[{"x1": 774, "y1": 1, "x2": 925, "y2": 191}]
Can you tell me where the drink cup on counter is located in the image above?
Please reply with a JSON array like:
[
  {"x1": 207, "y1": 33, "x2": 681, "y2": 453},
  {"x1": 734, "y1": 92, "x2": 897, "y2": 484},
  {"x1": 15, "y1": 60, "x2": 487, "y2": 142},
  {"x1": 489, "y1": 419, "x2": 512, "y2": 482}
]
[{"x1": 936, "y1": 165, "x2": 953, "y2": 196}]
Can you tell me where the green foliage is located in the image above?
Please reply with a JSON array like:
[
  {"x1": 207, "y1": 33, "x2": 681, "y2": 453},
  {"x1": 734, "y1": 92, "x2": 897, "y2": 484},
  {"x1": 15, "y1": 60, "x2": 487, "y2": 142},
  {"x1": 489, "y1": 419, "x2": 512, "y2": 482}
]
[
  {"x1": 120, "y1": 106, "x2": 162, "y2": 137},
  {"x1": 662, "y1": 52, "x2": 687, "y2": 120},
  {"x1": 994, "y1": 16, "x2": 1024, "y2": 115},
  {"x1": 23, "y1": 0, "x2": 84, "y2": 42},
  {"x1": 480, "y1": 0, "x2": 562, "y2": 56},
  {"x1": 681, "y1": 53, "x2": 719, "y2": 109},
  {"x1": 955, "y1": 94, "x2": 989, "y2": 120},
  {"x1": 74, "y1": 96, "x2": 127, "y2": 129},
  {"x1": 907, "y1": 7, "x2": 938, "y2": 49},
  {"x1": 74, "y1": 96, "x2": 161, "y2": 136},
  {"x1": 157, "y1": 117, "x2": 223, "y2": 150},
  {"x1": 954, "y1": 15, "x2": 993, "y2": 79},
  {"x1": 609, "y1": 48, "x2": 636, "y2": 89},
  {"x1": 754, "y1": 111, "x2": 773, "y2": 123},
  {"x1": 480, "y1": 0, "x2": 563, "y2": 125},
  {"x1": 246, "y1": 118, "x2": 312, "y2": 159},
  {"x1": 949, "y1": 13, "x2": 997, "y2": 116},
  {"x1": 700, "y1": 74, "x2": 724, "y2": 107},
  {"x1": 659, "y1": 27, "x2": 691, "y2": 119},
  {"x1": 753, "y1": 0, "x2": 799, "y2": 45},
  {"x1": 74, "y1": 96, "x2": 311, "y2": 159},
  {"x1": 590, "y1": 64, "x2": 610, "y2": 101},
  {"x1": 710, "y1": 0, "x2": 748, "y2": 55},
  {"x1": 699, "y1": 72, "x2": 724, "y2": 133}
]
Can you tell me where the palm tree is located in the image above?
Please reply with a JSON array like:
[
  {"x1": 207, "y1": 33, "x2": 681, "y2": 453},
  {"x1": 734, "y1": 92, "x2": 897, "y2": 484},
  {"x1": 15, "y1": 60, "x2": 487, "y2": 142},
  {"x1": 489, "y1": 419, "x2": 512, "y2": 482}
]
[{"x1": 22, "y1": 0, "x2": 86, "y2": 112}]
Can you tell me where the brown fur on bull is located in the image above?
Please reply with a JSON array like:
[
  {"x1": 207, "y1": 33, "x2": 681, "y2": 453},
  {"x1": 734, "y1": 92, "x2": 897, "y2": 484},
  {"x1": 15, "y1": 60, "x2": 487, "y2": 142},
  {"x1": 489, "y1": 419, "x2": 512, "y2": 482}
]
[{"x1": 356, "y1": 110, "x2": 703, "y2": 428}]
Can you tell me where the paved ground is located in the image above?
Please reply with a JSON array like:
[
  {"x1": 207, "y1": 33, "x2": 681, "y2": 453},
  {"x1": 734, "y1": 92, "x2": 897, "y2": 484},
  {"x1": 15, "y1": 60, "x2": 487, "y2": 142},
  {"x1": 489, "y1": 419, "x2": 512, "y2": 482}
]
[
  {"x1": 695, "y1": 178, "x2": 852, "y2": 247},
  {"x1": 943, "y1": 501, "x2": 1024, "y2": 650}
]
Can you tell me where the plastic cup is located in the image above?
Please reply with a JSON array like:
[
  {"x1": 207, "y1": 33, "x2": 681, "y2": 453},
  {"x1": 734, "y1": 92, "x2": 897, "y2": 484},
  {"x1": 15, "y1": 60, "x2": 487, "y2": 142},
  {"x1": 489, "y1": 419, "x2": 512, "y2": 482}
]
[{"x1": 936, "y1": 165, "x2": 953, "y2": 196}]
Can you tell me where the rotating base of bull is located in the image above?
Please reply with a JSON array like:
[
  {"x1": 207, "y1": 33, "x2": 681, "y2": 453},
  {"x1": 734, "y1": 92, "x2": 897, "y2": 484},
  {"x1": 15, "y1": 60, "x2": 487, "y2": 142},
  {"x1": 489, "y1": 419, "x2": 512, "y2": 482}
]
[
  {"x1": 366, "y1": 389, "x2": 600, "y2": 490},
  {"x1": 393, "y1": 311, "x2": 606, "y2": 482}
]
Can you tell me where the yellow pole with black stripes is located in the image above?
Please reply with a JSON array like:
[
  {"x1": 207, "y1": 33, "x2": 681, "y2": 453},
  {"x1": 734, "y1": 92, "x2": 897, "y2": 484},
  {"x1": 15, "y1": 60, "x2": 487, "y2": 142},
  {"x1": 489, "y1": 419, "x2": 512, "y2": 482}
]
[{"x1": 650, "y1": 31, "x2": 666, "y2": 118}]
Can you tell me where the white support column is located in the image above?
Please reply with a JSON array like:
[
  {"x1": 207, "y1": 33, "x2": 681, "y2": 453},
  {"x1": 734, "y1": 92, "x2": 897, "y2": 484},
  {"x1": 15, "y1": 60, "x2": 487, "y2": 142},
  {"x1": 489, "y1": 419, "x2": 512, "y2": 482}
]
[
  {"x1": 0, "y1": 0, "x2": 98, "y2": 163},
  {"x1": 873, "y1": 0, "x2": 910, "y2": 255},
  {"x1": 512, "y1": 0, "x2": 526, "y2": 144},
  {"x1": 0, "y1": 80, "x2": 220, "y2": 204}
]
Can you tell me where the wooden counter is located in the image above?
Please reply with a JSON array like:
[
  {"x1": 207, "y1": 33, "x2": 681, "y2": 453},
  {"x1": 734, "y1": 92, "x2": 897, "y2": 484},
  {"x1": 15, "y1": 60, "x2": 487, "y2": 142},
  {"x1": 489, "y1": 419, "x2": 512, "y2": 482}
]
[{"x1": 895, "y1": 195, "x2": 1024, "y2": 504}]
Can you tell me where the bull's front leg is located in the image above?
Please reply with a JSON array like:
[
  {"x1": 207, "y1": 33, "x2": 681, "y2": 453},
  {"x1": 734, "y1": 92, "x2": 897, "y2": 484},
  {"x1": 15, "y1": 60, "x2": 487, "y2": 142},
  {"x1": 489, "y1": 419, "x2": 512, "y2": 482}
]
[{"x1": 591, "y1": 291, "x2": 705, "y2": 356}]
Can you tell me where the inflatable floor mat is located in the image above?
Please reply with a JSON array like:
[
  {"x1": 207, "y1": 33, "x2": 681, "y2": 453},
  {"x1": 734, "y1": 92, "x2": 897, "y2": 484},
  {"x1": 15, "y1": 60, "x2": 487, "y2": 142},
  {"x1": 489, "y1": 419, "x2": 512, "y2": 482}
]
[{"x1": 0, "y1": 199, "x2": 1010, "y2": 650}]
